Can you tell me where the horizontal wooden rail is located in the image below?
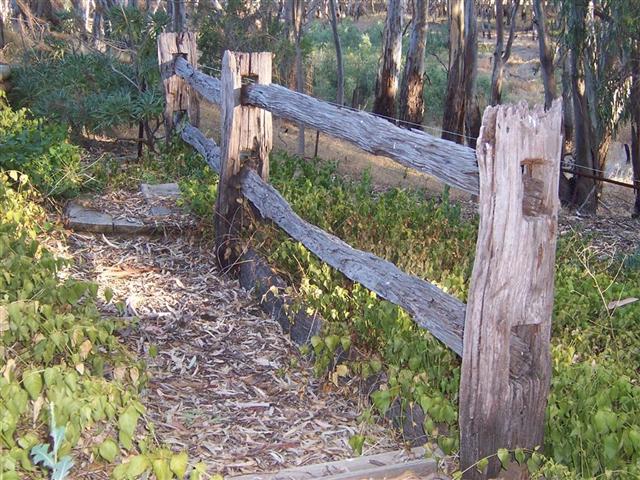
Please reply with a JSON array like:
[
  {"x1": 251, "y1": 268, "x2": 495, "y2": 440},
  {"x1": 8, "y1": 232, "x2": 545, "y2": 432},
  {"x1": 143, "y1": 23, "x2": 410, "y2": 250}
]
[
  {"x1": 174, "y1": 57, "x2": 480, "y2": 195},
  {"x1": 180, "y1": 122, "x2": 530, "y2": 374},
  {"x1": 175, "y1": 56, "x2": 221, "y2": 105}
]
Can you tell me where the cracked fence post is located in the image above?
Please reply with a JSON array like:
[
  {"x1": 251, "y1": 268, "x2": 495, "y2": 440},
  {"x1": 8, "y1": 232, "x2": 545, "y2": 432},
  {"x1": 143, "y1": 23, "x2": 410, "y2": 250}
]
[
  {"x1": 459, "y1": 100, "x2": 563, "y2": 479},
  {"x1": 215, "y1": 51, "x2": 273, "y2": 271},
  {"x1": 158, "y1": 32, "x2": 200, "y2": 140}
]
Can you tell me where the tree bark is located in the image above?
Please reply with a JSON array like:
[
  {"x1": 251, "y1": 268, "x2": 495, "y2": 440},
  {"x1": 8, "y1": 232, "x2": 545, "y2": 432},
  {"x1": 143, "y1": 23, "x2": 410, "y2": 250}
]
[
  {"x1": 532, "y1": 0, "x2": 556, "y2": 110},
  {"x1": 441, "y1": 0, "x2": 465, "y2": 143},
  {"x1": 398, "y1": 0, "x2": 428, "y2": 128},
  {"x1": 570, "y1": 46, "x2": 597, "y2": 213},
  {"x1": 632, "y1": 43, "x2": 640, "y2": 218},
  {"x1": 462, "y1": 0, "x2": 479, "y2": 147},
  {"x1": 328, "y1": 0, "x2": 344, "y2": 105},
  {"x1": 291, "y1": 0, "x2": 305, "y2": 155},
  {"x1": 561, "y1": 50, "x2": 573, "y2": 144},
  {"x1": 372, "y1": 0, "x2": 403, "y2": 119},
  {"x1": 490, "y1": 0, "x2": 519, "y2": 106},
  {"x1": 0, "y1": 11, "x2": 4, "y2": 50},
  {"x1": 171, "y1": 0, "x2": 186, "y2": 31}
]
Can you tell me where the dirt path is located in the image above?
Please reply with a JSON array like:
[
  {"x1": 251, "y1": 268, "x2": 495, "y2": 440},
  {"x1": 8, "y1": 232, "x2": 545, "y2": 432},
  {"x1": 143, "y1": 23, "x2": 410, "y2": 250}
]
[{"x1": 65, "y1": 228, "x2": 400, "y2": 477}]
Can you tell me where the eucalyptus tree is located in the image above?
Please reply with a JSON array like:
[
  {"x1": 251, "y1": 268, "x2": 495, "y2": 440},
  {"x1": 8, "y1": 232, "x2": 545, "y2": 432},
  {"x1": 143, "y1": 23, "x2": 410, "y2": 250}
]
[
  {"x1": 398, "y1": 0, "x2": 429, "y2": 128},
  {"x1": 490, "y1": 0, "x2": 520, "y2": 105},
  {"x1": 372, "y1": 0, "x2": 403, "y2": 118},
  {"x1": 561, "y1": 0, "x2": 639, "y2": 213},
  {"x1": 328, "y1": 0, "x2": 344, "y2": 105},
  {"x1": 441, "y1": 0, "x2": 465, "y2": 143}
]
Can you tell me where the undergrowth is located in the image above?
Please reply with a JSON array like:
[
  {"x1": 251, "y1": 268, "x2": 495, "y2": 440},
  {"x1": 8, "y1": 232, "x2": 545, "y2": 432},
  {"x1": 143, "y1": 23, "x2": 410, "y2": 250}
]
[
  {"x1": 238, "y1": 153, "x2": 640, "y2": 479},
  {"x1": 0, "y1": 155, "x2": 214, "y2": 477},
  {"x1": 0, "y1": 95, "x2": 82, "y2": 197}
]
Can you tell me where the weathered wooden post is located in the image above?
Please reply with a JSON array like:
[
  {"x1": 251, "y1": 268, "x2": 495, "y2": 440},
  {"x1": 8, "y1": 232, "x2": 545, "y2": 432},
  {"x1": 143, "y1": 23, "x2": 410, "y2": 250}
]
[
  {"x1": 158, "y1": 32, "x2": 200, "y2": 140},
  {"x1": 459, "y1": 100, "x2": 563, "y2": 479},
  {"x1": 215, "y1": 51, "x2": 273, "y2": 270}
]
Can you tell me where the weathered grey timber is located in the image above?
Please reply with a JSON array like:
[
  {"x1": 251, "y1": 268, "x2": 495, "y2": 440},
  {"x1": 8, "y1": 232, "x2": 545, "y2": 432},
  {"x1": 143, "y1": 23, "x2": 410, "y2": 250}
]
[
  {"x1": 240, "y1": 167, "x2": 467, "y2": 354},
  {"x1": 229, "y1": 447, "x2": 434, "y2": 480},
  {"x1": 179, "y1": 121, "x2": 531, "y2": 371},
  {"x1": 243, "y1": 83, "x2": 479, "y2": 194},
  {"x1": 157, "y1": 33, "x2": 200, "y2": 137},
  {"x1": 181, "y1": 123, "x2": 221, "y2": 173},
  {"x1": 175, "y1": 56, "x2": 221, "y2": 106},
  {"x1": 172, "y1": 58, "x2": 479, "y2": 194},
  {"x1": 215, "y1": 52, "x2": 273, "y2": 270},
  {"x1": 459, "y1": 100, "x2": 563, "y2": 479}
]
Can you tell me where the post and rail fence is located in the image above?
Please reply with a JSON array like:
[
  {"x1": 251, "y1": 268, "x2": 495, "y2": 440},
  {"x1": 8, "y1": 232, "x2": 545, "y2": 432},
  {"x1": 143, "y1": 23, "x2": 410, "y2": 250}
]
[{"x1": 158, "y1": 32, "x2": 563, "y2": 480}]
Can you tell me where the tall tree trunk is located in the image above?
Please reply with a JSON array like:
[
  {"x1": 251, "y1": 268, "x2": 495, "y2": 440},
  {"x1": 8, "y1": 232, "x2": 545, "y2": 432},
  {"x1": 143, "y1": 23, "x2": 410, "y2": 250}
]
[
  {"x1": 171, "y1": 0, "x2": 186, "y2": 31},
  {"x1": 398, "y1": 0, "x2": 428, "y2": 128},
  {"x1": 462, "y1": 0, "x2": 479, "y2": 147},
  {"x1": 0, "y1": 12, "x2": 4, "y2": 50},
  {"x1": 292, "y1": 0, "x2": 305, "y2": 155},
  {"x1": 632, "y1": 43, "x2": 640, "y2": 218},
  {"x1": 441, "y1": 0, "x2": 465, "y2": 143},
  {"x1": 570, "y1": 47, "x2": 597, "y2": 213},
  {"x1": 490, "y1": 0, "x2": 519, "y2": 106},
  {"x1": 328, "y1": 0, "x2": 344, "y2": 105},
  {"x1": 532, "y1": 0, "x2": 555, "y2": 110},
  {"x1": 372, "y1": 0, "x2": 403, "y2": 118},
  {"x1": 561, "y1": 50, "x2": 573, "y2": 144}
]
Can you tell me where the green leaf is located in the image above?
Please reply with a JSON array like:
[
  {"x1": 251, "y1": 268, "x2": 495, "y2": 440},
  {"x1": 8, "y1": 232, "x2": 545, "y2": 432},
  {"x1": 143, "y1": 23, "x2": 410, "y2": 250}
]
[
  {"x1": 112, "y1": 463, "x2": 128, "y2": 480},
  {"x1": 190, "y1": 462, "x2": 208, "y2": 480},
  {"x1": 22, "y1": 370, "x2": 43, "y2": 400},
  {"x1": 324, "y1": 335, "x2": 340, "y2": 353},
  {"x1": 152, "y1": 458, "x2": 172, "y2": 480},
  {"x1": 98, "y1": 439, "x2": 118, "y2": 463},
  {"x1": 170, "y1": 451, "x2": 189, "y2": 478},
  {"x1": 370, "y1": 389, "x2": 391, "y2": 415},
  {"x1": 497, "y1": 448, "x2": 510, "y2": 469},
  {"x1": 104, "y1": 287, "x2": 114, "y2": 303},
  {"x1": 514, "y1": 448, "x2": 525, "y2": 465},
  {"x1": 126, "y1": 455, "x2": 150, "y2": 477},
  {"x1": 603, "y1": 434, "x2": 619, "y2": 461},
  {"x1": 629, "y1": 428, "x2": 640, "y2": 452},
  {"x1": 348, "y1": 434, "x2": 365, "y2": 456},
  {"x1": 476, "y1": 457, "x2": 488, "y2": 473},
  {"x1": 118, "y1": 406, "x2": 140, "y2": 451}
]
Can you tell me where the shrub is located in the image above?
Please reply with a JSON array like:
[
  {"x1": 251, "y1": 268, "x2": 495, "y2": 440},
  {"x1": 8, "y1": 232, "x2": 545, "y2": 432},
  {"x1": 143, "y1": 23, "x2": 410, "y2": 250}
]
[
  {"x1": 9, "y1": 7, "x2": 167, "y2": 147},
  {"x1": 0, "y1": 97, "x2": 82, "y2": 197}
]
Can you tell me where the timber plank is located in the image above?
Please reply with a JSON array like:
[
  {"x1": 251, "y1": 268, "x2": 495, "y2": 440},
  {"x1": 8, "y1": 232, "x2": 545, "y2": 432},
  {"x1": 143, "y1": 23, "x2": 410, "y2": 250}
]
[{"x1": 229, "y1": 447, "x2": 438, "y2": 480}]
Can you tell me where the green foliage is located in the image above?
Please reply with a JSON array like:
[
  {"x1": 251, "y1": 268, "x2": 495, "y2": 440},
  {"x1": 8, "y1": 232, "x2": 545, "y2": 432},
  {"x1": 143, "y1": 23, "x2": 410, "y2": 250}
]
[
  {"x1": 0, "y1": 98, "x2": 82, "y2": 197},
  {"x1": 0, "y1": 173, "x2": 207, "y2": 477},
  {"x1": 10, "y1": 7, "x2": 168, "y2": 142},
  {"x1": 197, "y1": 0, "x2": 292, "y2": 75},
  {"x1": 240, "y1": 153, "x2": 640, "y2": 478},
  {"x1": 306, "y1": 20, "x2": 453, "y2": 124},
  {"x1": 307, "y1": 20, "x2": 382, "y2": 107}
]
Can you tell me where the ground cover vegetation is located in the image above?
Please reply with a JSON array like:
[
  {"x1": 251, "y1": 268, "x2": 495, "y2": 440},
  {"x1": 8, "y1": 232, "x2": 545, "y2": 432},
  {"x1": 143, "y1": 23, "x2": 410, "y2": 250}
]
[
  {"x1": 1, "y1": 1, "x2": 640, "y2": 478},
  {"x1": 163, "y1": 148, "x2": 640, "y2": 478},
  {"x1": 0, "y1": 101, "x2": 216, "y2": 479}
]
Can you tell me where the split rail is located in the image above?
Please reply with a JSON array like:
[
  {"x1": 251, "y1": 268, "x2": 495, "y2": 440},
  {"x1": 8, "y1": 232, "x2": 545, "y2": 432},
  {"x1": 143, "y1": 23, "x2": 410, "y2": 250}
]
[{"x1": 158, "y1": 32, "x2": 563, "y2": 480}]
